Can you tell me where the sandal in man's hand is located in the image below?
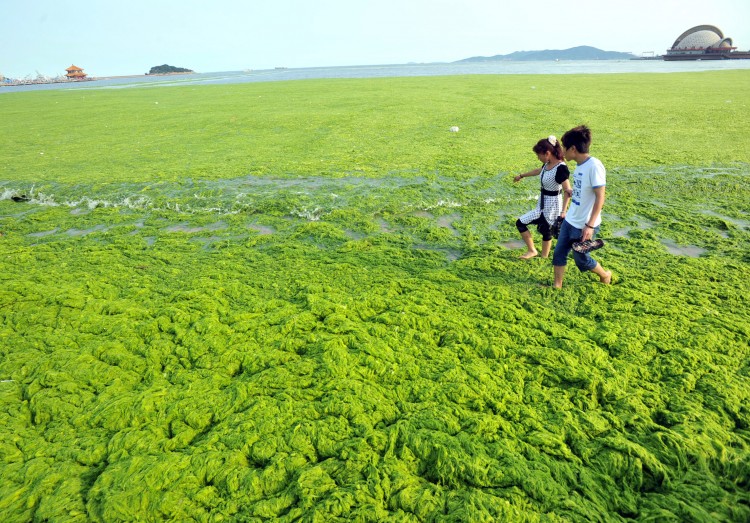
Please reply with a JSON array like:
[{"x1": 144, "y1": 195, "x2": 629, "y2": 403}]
[{"x1": 572, "y1": 239, "x2": 605, "y2": 254}]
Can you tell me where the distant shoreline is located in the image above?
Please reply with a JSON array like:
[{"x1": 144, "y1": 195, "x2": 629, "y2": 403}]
[
  {"x1": 0, "y1": 77, "x2": 94, "y2": 87},
  {"x1": 3, "y1": 61, "x2": 750, "y2": 93},
  {"x1": 1, "y1": 71, "x2": 196, "y2": 87},
  {"x1": 144, "y1": 72, "x2": 195, "y2": 77}
]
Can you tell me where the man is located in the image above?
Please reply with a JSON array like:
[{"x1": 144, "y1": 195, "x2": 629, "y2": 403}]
[{"x1": 552, "y1": 125, "x2": 612, "y2": 288}]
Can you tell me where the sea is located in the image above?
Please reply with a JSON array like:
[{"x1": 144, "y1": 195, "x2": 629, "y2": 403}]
[{"x1": 3, "y1": 59, "x2": 750, "y2": 94}]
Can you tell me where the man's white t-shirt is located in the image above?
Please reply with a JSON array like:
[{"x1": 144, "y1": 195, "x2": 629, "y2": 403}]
[{"x1": 566, "y1": 156, "x2": 606, "y2": 229}]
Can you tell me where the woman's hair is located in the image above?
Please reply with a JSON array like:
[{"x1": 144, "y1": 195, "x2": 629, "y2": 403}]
[
  {"x1": 561, "y1": 125, "x2": 592, "y2": 154},
  {"x1": 532, "y1": 135, "x2": 564, "y2": 160}
]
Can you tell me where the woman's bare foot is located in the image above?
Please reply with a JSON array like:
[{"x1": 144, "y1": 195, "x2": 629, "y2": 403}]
[
  {"x1": 600, "y1": 271, "x2": 612, "y2": 284},
  {"x1": 520, "y1": 250, "x2": 538, "y2": 260}
]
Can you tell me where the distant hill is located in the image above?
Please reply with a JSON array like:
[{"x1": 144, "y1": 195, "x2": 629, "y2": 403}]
[
  {"x1": 147, "y1": 64, "x2": 194, "y2": 75},
  {"x1": 456, "y1": 46, "x2": 636, "y2": 62}
]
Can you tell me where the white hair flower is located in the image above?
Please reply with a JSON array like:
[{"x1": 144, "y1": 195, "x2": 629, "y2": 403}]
[{"x1": 548, "y1": 135, "x2": 557, "y2": 146}]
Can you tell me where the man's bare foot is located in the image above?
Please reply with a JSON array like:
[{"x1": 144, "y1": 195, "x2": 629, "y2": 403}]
[
  {"x1": 600, "y1": 271, "x2": 612, "y2": 284},
  {"x1": 520, "y1": 251, "x2": 538, "y2": 260}
]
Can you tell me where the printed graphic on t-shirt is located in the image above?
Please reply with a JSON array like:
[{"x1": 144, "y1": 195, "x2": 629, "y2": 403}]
[{"x1": 571, "y1": 172, "x2": 583, "y2": 206}]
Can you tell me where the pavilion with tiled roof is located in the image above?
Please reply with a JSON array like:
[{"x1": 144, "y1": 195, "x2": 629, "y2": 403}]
[{"x1": 65, "y1": 65, "x2": 87, "y2": 79}]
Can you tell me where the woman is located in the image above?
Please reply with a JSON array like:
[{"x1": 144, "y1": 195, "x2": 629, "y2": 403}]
[{"x1": 513, "y1": 136, "x2": 572, "y2": 259}]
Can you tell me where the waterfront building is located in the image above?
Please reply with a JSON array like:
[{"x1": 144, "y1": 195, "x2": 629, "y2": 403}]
[
  {"x1": 664, "y1": 25, "x2": 750, "y2": 60},
  {"x1": 65, "y1": 65, "x2": 87, "y2": 79}
]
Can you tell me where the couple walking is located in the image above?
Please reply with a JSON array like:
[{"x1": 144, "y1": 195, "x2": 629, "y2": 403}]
[{"x1": 513, "y1": 125, "x2": 612, "y2": 289}]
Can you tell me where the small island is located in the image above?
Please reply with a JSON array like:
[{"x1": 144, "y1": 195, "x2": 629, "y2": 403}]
[{"x1": 147, "y1": 64, "x2": 194, "y2": 75}]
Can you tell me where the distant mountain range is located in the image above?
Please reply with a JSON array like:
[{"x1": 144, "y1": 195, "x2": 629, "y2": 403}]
[{"x1": 456, "y1": 46, "x2": 636, "y2": 62}]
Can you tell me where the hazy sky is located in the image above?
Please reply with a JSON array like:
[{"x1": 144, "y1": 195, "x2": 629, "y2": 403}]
[{"x1": 2, "y1": 0, "x2": 750, "y2": 78}]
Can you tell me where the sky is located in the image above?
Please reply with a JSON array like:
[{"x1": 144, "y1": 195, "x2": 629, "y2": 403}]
[{"x1": 2, "y1": 0, "x2": 750, "y2": 78}]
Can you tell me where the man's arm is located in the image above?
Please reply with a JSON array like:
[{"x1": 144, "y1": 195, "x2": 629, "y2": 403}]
[{"x1": 582, "y1": 186, "x2": 605, "y2": 241}]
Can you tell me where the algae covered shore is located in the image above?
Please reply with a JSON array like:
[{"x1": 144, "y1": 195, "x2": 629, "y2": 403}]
[{"x1": 1, "y1": 71, "x2": 749, "y2": 522}]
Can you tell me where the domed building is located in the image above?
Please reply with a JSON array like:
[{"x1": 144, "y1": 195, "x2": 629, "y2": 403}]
[{"x1": 664, "y1": 25, "x2": 750, "y2": 60}]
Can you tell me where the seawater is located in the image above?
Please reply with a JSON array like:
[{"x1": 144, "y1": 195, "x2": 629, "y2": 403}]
[{"x1": 3, "y1": 59, "x2": 750, "y2": 94}]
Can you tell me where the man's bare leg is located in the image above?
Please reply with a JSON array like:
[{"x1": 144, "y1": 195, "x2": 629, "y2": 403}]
[
  {"x1": 553, "y1": 265, "x2": 566, "y2": 288},
  {"x1": 590, "y1": 262, "x2": 612, "y2": 284}
]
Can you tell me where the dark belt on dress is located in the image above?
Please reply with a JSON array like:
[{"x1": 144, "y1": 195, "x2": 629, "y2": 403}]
[{"x1": 539, "y1": 188, "x2": 561, "y2": 210}]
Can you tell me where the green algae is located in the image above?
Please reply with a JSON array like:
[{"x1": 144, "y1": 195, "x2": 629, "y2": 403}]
[
  {"x1": 2, "y1": 70, "x2": 750, "y2": 185},
  {"x1": 1, "y1": 72, "x2": 750, "y2": 522}
]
